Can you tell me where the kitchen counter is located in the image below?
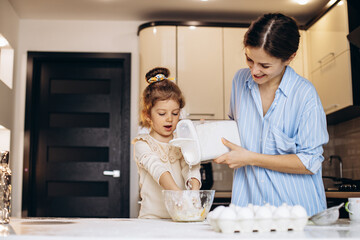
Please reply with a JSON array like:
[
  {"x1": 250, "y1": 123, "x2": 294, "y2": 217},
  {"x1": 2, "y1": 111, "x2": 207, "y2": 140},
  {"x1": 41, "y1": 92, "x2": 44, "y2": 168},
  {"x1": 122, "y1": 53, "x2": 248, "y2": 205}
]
[
  {"x1": 325, "y1": 192, "x2": 360, "y2": 198},
  {"x1": 216, "y1": 191, "x2": 360, "y2": 199},
  {"x1": 214, "y1": 191, "x2": 231, "y2": 198},
  {"x1": 2, "y1": 218, "x2": 360, "y2": 240}
]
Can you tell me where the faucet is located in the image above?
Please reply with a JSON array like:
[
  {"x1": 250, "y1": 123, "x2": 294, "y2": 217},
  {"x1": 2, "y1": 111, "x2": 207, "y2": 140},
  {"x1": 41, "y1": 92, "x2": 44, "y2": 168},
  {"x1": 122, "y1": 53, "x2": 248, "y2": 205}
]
[{"x1": 328, "y1": 155, "x2": 343, "y2": 179}]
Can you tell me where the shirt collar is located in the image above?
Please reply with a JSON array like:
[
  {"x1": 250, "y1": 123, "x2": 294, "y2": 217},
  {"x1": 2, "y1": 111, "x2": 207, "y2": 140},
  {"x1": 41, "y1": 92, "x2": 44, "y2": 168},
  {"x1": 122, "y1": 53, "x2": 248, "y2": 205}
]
[
  {"x1": 245, "y1": 74, "x2": 255, "y2": 90},
  {"x1": 245, "y1": 66, "x2": 294, "y2": 98},
  {"x1": 277, "y1": 66, "x2": 293, "y2": 98}
]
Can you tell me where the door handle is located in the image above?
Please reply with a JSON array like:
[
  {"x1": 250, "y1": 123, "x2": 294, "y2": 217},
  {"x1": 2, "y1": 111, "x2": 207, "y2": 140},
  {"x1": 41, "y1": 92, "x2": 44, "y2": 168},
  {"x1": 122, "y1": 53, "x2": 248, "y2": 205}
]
[{"x1": 103, "y1": 170, "x2": 121, "y2": 178}]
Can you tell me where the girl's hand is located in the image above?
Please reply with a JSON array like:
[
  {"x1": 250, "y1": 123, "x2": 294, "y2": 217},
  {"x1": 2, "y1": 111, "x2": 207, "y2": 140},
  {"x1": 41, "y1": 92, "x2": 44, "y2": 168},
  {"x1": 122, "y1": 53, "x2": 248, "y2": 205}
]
[
  {"x1": 213, "y1": 138, "x2": 253, "y2": 169},
  {"x1": 189, "y1": 178, "x2": 201, "y2": 190}
]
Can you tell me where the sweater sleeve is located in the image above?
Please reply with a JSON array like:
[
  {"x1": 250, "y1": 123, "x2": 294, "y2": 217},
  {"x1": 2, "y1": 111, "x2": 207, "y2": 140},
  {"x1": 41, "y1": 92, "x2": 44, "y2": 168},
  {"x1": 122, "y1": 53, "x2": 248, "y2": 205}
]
[
  {"x1": 134, "y1": 141, "x2": 171, "y2": 184},
  {"x1": 180, "y1": 156, "x2": 201, "y2": 189}
]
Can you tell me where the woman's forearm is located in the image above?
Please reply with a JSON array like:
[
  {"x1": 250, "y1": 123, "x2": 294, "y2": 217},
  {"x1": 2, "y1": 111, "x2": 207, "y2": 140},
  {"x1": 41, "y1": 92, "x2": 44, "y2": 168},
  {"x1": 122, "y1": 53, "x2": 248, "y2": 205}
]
[
  {"x1": 250, "y1": 152, "x2": 313, "y2": 175},
  {"x1": 214, "y1": 138, "x2": 313, "y2": 175}
]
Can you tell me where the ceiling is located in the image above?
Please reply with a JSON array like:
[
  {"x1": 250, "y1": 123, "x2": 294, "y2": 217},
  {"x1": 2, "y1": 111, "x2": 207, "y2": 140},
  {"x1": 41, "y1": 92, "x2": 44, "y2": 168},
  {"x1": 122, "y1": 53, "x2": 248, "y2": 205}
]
[{"x1": 9, "y1": 0, "x2": 334, "y2": 27}]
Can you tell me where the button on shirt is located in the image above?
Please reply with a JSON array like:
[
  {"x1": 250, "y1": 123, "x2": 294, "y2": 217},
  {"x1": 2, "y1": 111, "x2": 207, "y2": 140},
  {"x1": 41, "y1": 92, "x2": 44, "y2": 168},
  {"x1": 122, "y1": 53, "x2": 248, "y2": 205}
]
[{"x1": 229, "y1": 66, "x2": 329, "y2": 216}]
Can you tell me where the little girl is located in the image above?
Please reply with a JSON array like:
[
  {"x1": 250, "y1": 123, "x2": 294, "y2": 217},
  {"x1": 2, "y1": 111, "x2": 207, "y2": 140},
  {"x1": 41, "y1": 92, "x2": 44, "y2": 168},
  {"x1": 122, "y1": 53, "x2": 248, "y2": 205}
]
[{"x1": 133, "y1": 67, "x2": 201, "y2": 219}]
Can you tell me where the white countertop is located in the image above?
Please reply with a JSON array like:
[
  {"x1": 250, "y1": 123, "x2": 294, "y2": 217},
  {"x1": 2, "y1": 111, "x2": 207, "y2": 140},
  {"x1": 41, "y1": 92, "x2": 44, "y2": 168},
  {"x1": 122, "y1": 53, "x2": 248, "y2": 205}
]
[
  {"x1": 214, "y1": 191, "x2": 360, "y2": 199},
  {"x1": 2, "y1": 218, "x2": 360, "y2": 240}
]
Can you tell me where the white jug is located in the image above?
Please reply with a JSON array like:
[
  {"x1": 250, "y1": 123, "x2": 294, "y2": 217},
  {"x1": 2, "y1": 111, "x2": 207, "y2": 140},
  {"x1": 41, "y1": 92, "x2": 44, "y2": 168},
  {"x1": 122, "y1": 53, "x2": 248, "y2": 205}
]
[{"x1": 170, "y1": 119, "x2": 241, "y2": 165}]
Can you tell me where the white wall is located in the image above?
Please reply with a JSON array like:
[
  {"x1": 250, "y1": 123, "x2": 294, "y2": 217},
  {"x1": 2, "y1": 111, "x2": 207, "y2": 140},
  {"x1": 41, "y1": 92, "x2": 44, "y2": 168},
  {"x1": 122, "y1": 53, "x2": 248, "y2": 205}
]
[
  {"x1": 0, "y1": 0, "x2": 18, "y2": 128},
  {"x1": 13, "y1": 19, "x2": 143, "y2": 217},
  {"x1": 0, "y1": 0, "x2": 19, "y2": 218}
]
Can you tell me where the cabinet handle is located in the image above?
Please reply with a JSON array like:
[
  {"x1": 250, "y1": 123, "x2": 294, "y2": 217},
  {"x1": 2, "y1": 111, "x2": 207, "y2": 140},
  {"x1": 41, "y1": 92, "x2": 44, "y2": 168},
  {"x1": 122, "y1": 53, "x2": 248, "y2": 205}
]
[
  {"x1": 318, "y1": 52, "x2": 335, "y2": 64},
  {"x1": 324, "y1": 104, "x2": 339, "y2": 112},
  {"x1": 187, "y1": 113, "x2": 215, "y2": 116}
]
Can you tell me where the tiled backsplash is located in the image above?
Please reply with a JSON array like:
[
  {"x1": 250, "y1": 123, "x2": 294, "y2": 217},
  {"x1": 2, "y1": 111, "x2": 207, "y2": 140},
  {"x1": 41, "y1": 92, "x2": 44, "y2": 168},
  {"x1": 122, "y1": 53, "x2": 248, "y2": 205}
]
[{"x1": 323, "y1": 116, "x2": 360, "y2": 180}]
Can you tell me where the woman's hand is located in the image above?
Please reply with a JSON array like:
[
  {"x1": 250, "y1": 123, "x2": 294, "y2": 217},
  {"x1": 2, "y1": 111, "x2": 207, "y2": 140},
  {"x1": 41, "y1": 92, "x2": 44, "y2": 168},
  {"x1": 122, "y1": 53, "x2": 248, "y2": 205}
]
[
  {"x1": 213, "y1": 138, "x2": 254, "y2": 169},
  {"x1": 215, "y1": 138, "x2": 313, "y2": 174}
]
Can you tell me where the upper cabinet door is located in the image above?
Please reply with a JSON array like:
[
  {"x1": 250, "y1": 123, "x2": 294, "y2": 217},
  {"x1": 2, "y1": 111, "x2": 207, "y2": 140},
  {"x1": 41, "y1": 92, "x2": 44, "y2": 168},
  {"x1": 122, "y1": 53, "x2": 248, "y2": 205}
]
[
  {"x1": 223, "y1": 27, "x2": 248, "y2": 119},
  {"x1": 139, "y1": 26, "x2": 176, "y2": 94},
  {"x1": 289, "y1": 30, "x2": 308, "y2": 79},
  {"x1": 311, "y1": 50, "x2": 352, "y2": 114},
  {"x1": 177, "y1": 26, "x2": 224, "y2": 120},
  {"x1": 307, "y1": 1, "x2": 350, "y2": 72}
]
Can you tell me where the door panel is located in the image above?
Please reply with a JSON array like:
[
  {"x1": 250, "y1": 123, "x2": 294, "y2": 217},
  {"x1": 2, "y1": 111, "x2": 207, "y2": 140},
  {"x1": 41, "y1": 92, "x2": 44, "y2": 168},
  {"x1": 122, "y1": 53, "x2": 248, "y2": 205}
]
[{"x1": 23, "y1": 52, "x2": 130, "y2": 218}]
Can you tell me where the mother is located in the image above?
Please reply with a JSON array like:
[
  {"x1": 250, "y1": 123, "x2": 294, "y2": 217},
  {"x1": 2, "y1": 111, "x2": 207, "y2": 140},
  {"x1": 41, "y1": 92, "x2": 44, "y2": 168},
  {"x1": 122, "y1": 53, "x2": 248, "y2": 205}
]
[{"x1": 214, "y1": 13, "x2": 329, "y2": 216}]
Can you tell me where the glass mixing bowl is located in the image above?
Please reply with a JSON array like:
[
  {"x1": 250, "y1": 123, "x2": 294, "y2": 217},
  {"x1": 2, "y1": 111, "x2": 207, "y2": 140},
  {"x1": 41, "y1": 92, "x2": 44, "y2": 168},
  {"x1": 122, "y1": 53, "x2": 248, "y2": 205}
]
[{"x1": 163, "y1": 190, "x2": 215, "y2": 222}]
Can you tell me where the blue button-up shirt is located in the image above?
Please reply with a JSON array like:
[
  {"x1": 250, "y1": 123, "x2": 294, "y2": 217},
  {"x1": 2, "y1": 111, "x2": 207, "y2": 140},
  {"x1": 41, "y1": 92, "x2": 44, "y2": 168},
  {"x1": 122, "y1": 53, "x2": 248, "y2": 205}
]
[{"x1": 229, "y1": 66, "x2": 329, "y2": 216}]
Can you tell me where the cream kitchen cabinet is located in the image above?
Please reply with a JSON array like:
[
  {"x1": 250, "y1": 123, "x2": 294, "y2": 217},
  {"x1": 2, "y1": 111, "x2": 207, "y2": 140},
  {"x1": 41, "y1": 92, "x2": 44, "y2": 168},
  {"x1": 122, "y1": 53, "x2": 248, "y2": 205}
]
[
  {"x1": 139, "y1": 25, "x2": 224, "y2": 120},
  {"x1": 223, "y1": 28, "x2": 248, "y2": 119},
  {"x1": 177, "y1": 26, "x2": 223, "y2": 119},
  {"x1": 307, "y1": 1, "x2": 350, "y2": 73},
  {"x1": 290, "y1": 30, "x2": 308, "y2": 79},
  {"x1": 311, "y1": 50, "x2": 352, "y2": 114},
  {"x1": 139, "y1": 26, "x2": 177, "y2": 95},
  {"x1": 307, "y1": 0, "x2": 353, "y2": 116},
  {"x1": 139, "y1": 24, "x2": 246, "y2": 120}
]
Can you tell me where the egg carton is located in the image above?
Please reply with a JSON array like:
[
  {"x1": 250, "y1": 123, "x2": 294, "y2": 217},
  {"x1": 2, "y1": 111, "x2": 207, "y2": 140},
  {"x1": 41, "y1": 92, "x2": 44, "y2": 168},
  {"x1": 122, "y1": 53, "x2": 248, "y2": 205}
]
[
  {"x1": 208, "y1": 217, "x2": 308, "y2": 233},
  {"x1": 207, "y1": 204, "x2": 309, "y2": 234}
]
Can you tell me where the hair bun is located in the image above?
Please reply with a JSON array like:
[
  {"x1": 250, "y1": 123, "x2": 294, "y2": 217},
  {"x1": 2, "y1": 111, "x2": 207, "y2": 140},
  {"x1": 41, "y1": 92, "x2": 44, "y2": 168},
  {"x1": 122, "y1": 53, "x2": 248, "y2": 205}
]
[{"x1": 145, "y1": 67, "x2": 170, "y2": 83}]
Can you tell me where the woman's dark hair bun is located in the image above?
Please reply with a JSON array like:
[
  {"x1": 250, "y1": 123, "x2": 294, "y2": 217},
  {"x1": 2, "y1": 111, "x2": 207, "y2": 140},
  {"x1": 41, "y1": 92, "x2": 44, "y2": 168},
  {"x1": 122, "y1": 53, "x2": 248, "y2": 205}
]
[
  {"x1": 145, "y1": 67, "x2": 170, "y2": 82},
  {"x1": 244, "y1": 13, "x2": 300, "y2": 61}
]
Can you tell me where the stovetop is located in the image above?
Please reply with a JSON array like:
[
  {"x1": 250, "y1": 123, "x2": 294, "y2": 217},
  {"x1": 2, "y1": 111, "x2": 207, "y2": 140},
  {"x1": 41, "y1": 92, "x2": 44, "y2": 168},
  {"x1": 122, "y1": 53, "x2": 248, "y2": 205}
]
[
  {"x1": 338, "y1": 183, "x2": 360, "y2": 191},
  {"x1": 323, "y1": 176, "x2": 360, "y2": 192}
]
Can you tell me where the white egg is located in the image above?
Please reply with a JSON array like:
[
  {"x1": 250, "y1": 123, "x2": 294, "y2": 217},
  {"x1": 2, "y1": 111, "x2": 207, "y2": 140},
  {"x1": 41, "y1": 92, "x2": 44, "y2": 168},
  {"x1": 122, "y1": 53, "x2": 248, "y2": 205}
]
[
  {"x1": 235, "y1": 205, "x2": 242, "y2": 212},
  {"x1": 229, "y1": 203, "x2": 237, "y2": 210},
  {"x1": 210, "y1": 205, "x2": 225, "y2": 219},
  {"x1": 255, "y1": 206, "x2": 273, "y2": 219},
  {"x1": 290, "y1": 205, "x2": 308, "y2": 218},
  {"x1": 253, "y1": 205, "x2": 260, "y2": 212},
  {"x1": 236, "y1": 207, "x2": 254, "y2": 219},
  {"x1": 219, "y1": 207, "x2": 237, "y2": 220},
  {"x1": 264, "y1": 203, "x2": 271, "y2": 208},
  {"x1": 280, "y1": 202, "x2": 290, "y2": 210},
  {"x1": 270, "y1": 205, "x2": 277, "y2": 213},
  {"x1": 273, "y1": 205, "x2": 291, "y2": 219}
]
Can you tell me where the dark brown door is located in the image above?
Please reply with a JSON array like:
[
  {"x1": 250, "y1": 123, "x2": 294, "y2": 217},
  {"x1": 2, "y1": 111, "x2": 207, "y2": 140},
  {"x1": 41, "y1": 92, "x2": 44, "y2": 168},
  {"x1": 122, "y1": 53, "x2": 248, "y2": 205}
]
[{"x1": 23, "y1": 52, "x2": 130, "y2": 218}]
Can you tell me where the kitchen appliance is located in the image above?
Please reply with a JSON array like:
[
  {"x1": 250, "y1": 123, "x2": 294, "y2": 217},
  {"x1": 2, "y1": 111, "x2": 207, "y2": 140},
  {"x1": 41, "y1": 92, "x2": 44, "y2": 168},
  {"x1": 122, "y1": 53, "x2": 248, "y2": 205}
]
[
  {"x1": 321, "y1": 155, "x2": 360, "y2": 192},
  {"x1": 200, "y1": 162, "x2": 214, "y2": 190},
  {"x1": 323, "y1": 176, "x2": 360, "y2": 192}
]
